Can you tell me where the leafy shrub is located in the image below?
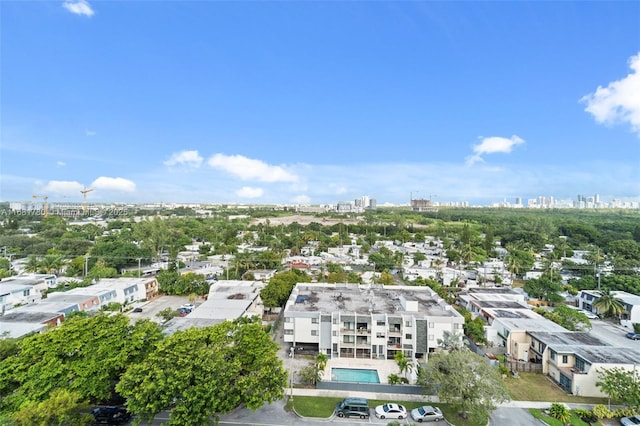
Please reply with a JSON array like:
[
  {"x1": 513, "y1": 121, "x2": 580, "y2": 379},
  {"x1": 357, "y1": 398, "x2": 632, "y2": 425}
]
[
  {"x1": 592, "y1": 404, "x2": 613, "y2": 419},
  {"x1": 549, "y1": 402, "x2": 570, "y2": 423},
  {"x1": 613, "y1": 407, "x2": 637, "y2": 418},
  {"x1": 387, "y1": 374, "x2": 403, "y2": 384},
  {"x1": 572, "y1": 408, "x2": 597, "y2": 423}
]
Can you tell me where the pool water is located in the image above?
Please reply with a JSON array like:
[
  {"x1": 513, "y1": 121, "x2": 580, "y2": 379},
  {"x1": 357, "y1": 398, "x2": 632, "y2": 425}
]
[{"x1": 331, "y1": 368, "x2": 380, "y2": 383}]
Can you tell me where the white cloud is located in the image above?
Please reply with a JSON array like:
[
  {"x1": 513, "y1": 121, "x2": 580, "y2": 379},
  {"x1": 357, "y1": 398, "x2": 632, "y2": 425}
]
[
  {"x1": 235, "y1": 186, "x2": 263, "y2": 198},
  {"x1": 62, "y1": 0, "x2": 95, "y2": 17},
  {"x1": 466, "y1": 135, "x2": 525, "y2": 165},
  {"x1": 208, "y1": 153, "x2": 298, "y2": 183},
  {"x1": 91, "y1": 176, "x2": 136, "y2": 192},
  {"x1": 292, "y1": 195, "x2": 311, "y2": 205},
  {"x1": 580, "y1": 52, "x2": 640, "y2": 136},
  {"x1": 85, "y1": 130, "x2": 96, "y2": 137},
  {"x1": 42, "y1": 180, "x2": 84, "y2": 195},
  {"x1": 164, "y1": 150, "x2": 203, "y2": 169},
  {"x1": 56, "y1": 161, "x2": 66, "y2": 167}
]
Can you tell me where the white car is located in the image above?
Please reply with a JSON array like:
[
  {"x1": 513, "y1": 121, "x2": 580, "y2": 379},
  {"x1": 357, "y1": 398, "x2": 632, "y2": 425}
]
[
  {"x1": 181, "y1": 303, "x2": 195, "y2": 310},
  {"x1": 581, "y1": 310, "x2": 599, "y2": 319},
  {"x1": 621, "y1": 415, "x2": 640, "y2": 426},
  {"x1": 374, "y1": 403, "x2": 407, "y2": 419},
  {"x1": 410, "y1": 405, "x2": 445, "y2": 422}
]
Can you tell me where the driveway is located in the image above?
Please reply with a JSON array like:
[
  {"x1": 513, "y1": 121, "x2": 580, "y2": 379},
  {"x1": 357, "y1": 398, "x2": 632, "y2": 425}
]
[
  {"x1": 489, "y1": 407, "x2": 540, "y2": 426},
  {"x1": 124, "y1": 295, "x2": 199, "y2": 324}
]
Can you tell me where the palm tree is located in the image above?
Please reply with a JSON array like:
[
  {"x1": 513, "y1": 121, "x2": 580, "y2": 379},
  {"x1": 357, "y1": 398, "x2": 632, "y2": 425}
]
[
  {"x1": 394, "y1": 351, "x2": 413, "y2": 382},
  {"x1": 593, "y1": 288, "x2": 625, "y2": 318},
  {"x1": 314, "y1": 353, "x2": 328, "y2": 382},
  {"x1": 24, "y1": 255, "x2": 40, "y2": 273}
]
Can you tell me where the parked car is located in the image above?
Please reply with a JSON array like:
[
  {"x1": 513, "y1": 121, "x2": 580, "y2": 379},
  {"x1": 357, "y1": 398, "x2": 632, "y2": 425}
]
[
  {"x1": 132, "y1": 307, "x2": 143, "y2": 313},
  {"x1": 410, "y1": 405, "x2": 445, "y2": 422},
  {"x1": 182, "y1": 303, "x2": 195, "y2": 310},
  {"x1": 621, "y1": 415, "x2": 640, "y2": 426},
  {"x1": 334, "y1": 397, "x2": 370, "y2": 419},
  {"x1": 374, "y1": 403, "x2": 407, "y2": 419},
  {"x1": 625, "y1": 333, "x2": 640, "y2": 340},
  {"x1": 92, "y1": 405, "x2": 131, "y2": 425},
  {"x1": 581, "y1": 310, "x2": 599, "y2": 319},
  {"x1": 177, "y1": 307, "x2": 192, "y2": 317}
]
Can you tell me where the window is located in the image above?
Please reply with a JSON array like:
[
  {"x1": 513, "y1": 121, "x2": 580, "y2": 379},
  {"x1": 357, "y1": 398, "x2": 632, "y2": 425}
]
[
  {"x1": 562, "y1": 355, "x2": 568, "y2": 364},
  {"x1": 344, "y1": 335, "x2": 355, "y2": 343},
  {"x1": 575, "y1": 356, "x2": 587, "y2": 372},
  {"x1": 332, "y1": 331, "x2": 337, "y2": 336},
  {"x1": 23, "y1": 289, "x2": 30, "y2": 296},
  {"x1": 405, "y1": 334, "x2": 412, "y2": 340},
  {"x1": 405, "y1": 320, "x2": 412, "y2": 327},
  {"x1": 311, "y1": 318, "x2": 318, "y2": 324},
  {"x1": 377, "y1": 320, "x2": 386, "y2": 326},
  {"x1": 376, "y1": 332, "x2": 385, "y2": 338},
  {"x1": 284, "y1": 329, "x2": 293, "y2": 335},
  {"x1": 428, "y1": 334, "x2": 434, "y2": 341},
  {"x1": 429, "y1": 322, "x2": 435, "y2": 328},
  {"x1": 284, "y1": 317, "x2": 291, "y2": 323},
  {"x1": 333, "y1": 318, "x2": 337, "y2": 324},
  {"x1": 550, "y1": 350, "x2": 556, "y2": 361},
  {"x1": 311, "y1": 330, "x2": 318, "y2": 336}
]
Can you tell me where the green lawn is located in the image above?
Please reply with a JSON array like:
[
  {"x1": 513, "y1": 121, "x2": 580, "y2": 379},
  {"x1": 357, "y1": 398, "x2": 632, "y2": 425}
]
[
  {"x1": 504, "y1": 372, "x2": 609, "y2": 404},
  {"x1": 287, "y1": 396, "x2": 488, "y2": 426}
]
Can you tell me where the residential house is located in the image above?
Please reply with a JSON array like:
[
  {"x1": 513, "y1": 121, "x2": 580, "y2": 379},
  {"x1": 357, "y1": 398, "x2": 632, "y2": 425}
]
[
  {"x1": 0, "y1": 308, "x2": 64, "y2": 338},
  {"x1": 0, "y1": 282, "x2": 41, "y2": 312},
  {"x1": 91, "y1": 277, "x2": 158, "y2": 304},
  {"x1": 578, "y1": 290, "x2": 640, "y2": 327},
  {"x1": 528, "y1": 331, "x2": 640, "y2": 397}
]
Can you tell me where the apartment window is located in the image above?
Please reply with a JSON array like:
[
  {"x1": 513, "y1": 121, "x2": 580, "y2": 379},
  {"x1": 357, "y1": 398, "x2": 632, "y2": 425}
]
[
  {"x1": 284, "y1": 329, "x2": 293, "y2": 335},
  {"x1": 405, "y1": 321, "x2": 412, "y2": 327},
  {"x1": 376, "y1": 332, "x2": 385, "y2": 338},
  {"x1": 332, "y1": 331, "x2": 337, "y2": 336},
  {"x1": 575, "y1": 357, "x2": 587, "y2": 372},
  {"x1": 311, "y1": 318, "x2": 318, "y2": 324},
  {"x1": 284, "y1": 317, "x2": 292, "y2": 323},
  {"x1": 429, "y1": 322, "x2": 435, "y2": 328},
  {"x1": 311, "y1": 330, "x2": 318, "y2": 336},
  {"x1": 23, "y1": 290, "x2": 30, "y2": 297},
  {"x1": 377, "y1": 320, "x2": 385, "y2": 326},
  {"x1": 344, "y1": 335, "x2": 354, "y2": 343},
  {"x1": 333, "y1": 318, "x2": 338, "y2": 324},
  {"x1": 428, "y1": 334, "x2": 435, "y2": 341},
  {"x1": 562, "y1": 355, "x2": 568, "y2": 364},
  {"x1": 550, "y1": 350, "x2": 556, "y2": 361},
  {"x1": 405, "y1": 333, "x2": 412, "y2": 340}
]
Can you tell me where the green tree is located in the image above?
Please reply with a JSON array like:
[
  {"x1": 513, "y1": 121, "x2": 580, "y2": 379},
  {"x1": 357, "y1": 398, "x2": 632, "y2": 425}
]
[
  {"x1": 593, "y1": 288, "x2": 625, "y2": 318},
  {"x1": 11, "y1": 389, "x2": 93, "y2": 426},
  {"x1": 596, "y1": 367, "x2": 640, "y2": 410},
  {"x1": 417, "y1": 349, "x2": 510, "y2": 419},
  {"x1": 0, "y1": 314, "x2": 163, "y2": 413},
  {"x1": 116, "y1": 318, "x2": 287, "y2": 426},
  {"x1": 260, "y1": 270, "x2": 310, "y2": 308}
]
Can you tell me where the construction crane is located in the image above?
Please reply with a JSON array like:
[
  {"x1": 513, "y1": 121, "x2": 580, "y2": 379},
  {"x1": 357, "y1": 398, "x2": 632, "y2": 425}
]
[
  {"x1": 32, "y1": 195, "x2": 49, "y2": 217},
  {"x1": 80, "y1": 188, "x2": 94, "y2": 214}
]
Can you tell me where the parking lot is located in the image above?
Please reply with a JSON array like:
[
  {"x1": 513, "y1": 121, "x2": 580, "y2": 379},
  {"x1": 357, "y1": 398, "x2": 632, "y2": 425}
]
[{"x1": 125, "y1": 295, "x2": 203, "y2": 324}]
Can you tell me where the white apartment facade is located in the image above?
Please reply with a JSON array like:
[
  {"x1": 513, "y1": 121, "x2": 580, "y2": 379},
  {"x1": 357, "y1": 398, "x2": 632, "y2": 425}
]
[
  {"x1": 579, "y1": 290, "x2": 640, "y2": 327},
  {"x1": 283, "y1": 283, "x2": 464, "y2": 362}
]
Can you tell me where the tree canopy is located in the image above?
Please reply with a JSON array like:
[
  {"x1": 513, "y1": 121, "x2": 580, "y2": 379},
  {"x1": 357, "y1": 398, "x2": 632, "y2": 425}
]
[
  {"x1": 417, "y1": 349, "x2": 510, "y2": 419},
  {"x1": 116, "y1": 317, "x2": 287, "y2": 426}
]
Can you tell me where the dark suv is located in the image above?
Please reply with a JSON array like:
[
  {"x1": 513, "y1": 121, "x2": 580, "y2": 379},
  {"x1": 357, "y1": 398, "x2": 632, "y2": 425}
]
[{"x1": 92, "y1": 406, "x2": 131, "y2": 425}]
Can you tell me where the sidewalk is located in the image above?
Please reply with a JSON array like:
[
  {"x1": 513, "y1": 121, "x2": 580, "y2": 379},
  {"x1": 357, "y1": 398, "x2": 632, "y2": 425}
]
[{"x1": 289, "y1": 387, "x2": 611, "y2": 410}]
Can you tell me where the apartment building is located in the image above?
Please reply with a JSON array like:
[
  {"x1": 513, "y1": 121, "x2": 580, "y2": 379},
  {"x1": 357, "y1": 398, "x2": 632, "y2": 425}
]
[{"x1": 283, "y1": 283, "x2": 464, "y2": 362}]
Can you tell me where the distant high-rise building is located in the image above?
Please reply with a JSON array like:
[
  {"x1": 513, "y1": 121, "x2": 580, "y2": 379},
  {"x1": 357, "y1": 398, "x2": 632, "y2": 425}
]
[{"x1": 515, "y1": 197, "x2": 522, "y2": 206}]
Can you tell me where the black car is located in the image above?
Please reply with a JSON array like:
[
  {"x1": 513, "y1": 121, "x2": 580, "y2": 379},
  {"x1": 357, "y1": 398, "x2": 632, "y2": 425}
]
[{"x1": 92, "y1": 406, "x2": 131, "y2": 425}]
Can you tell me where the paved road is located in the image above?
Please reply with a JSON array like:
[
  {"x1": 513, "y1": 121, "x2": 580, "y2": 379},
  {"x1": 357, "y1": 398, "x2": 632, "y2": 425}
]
[{"x1": 490, "y1": 407, "x2": 540, "y2": 426}]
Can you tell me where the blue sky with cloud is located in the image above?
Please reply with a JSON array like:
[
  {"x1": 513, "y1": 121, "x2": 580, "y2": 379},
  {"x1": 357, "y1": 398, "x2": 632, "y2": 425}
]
[{"x1": 1, "y1": 1, "x2": 639, "y2": 206}]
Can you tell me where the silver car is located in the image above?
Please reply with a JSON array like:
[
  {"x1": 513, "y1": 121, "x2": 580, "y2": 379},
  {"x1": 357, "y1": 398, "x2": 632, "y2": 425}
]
[
  {"x1": 621, "y1": 415, "x2": 640, "y2": 426},
  {"x1": 410, "y1": 405, "x2": 445, "y2": 422}
]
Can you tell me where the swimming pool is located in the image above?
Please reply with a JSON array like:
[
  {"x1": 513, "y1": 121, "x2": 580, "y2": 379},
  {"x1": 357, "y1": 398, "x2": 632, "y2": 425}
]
[{"x1": 331, "y1": 368, "x2": 380, "y2": 383}]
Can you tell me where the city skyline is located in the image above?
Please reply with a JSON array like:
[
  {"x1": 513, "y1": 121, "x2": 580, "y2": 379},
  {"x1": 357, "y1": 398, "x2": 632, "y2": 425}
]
[{"x1": 1, "y1": 1, "x2": 639, "y2": 206}]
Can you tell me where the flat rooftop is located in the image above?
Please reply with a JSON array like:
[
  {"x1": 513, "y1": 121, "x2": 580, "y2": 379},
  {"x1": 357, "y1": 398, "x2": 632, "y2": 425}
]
[
  {"x1": 529, "y1": 331, "x2": 608, "y2": 347},
  {"x1": 497, "y1": 317, "x2": 568, "y2": 333},
  {"x1": 573, "y1": 346, "x2": 640, "y2": 365},
  {"x1": 0, "y1": 311, "x2": 61, "y2": 323},
  {"x1": 472, "y1": 300, "x2": 529, "y2": 309},
  {"x1": 286, "y1": 284, "x2": 461, "y2": 317}
]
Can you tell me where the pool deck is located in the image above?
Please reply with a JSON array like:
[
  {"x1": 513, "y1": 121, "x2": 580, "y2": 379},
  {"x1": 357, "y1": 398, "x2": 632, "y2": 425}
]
[{"x1": 323, "y1": 358, "x2": 414, "y2": 384}]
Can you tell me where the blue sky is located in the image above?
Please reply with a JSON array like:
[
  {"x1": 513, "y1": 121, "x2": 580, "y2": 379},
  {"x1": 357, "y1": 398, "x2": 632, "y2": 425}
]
[{"x1": 1, "y1": 1, "x2": 639, "y2": 206}]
